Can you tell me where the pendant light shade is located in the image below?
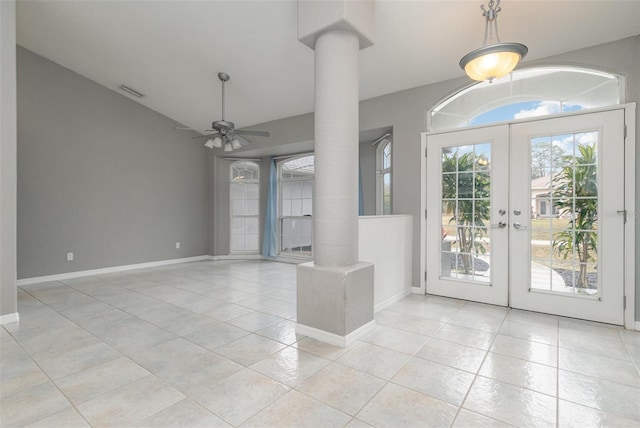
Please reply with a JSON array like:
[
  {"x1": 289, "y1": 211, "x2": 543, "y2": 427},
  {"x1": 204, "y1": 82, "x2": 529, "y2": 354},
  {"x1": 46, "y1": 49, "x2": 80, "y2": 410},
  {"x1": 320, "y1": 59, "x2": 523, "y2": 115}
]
[
  {"x1": 460, "y1": 0, "x2": 527, "y2": 82},
  {"x1": 204, "y1": 136, "x2": 223, "y2": 150},
  {"x1": 211, "y1": 136, "x2": 223, "y2": 148}
]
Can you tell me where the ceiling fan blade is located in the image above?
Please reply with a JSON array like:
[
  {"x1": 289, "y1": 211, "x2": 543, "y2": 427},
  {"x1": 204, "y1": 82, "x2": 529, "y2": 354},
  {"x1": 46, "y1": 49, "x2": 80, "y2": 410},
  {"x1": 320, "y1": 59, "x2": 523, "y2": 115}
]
[
  {"x1": 192, "y1": 133, "x2": 220, "y2": 140},
  {"x1": 235, "y1": 135, "x2": 253, "y2": 145},
  {"x1": 175, "y1": 126, "x2": 215, "y2": 132},
  {"x1": 236, "y1": 129, "x2": 270, "y2": 137}
]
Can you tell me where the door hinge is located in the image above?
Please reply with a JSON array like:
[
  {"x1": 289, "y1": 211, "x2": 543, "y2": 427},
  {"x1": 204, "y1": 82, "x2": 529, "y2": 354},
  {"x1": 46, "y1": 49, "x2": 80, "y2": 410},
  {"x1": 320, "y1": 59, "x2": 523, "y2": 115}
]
[
  {"x1": 617, "y1": 210, "x2": 627, "y2": 223},
  {"x1": 425, "y1": 209, "x2": 427, "y2": 219},
  {"x1": 624, "y1": 124, "x2": 627, "y2": 139},
  {"x1": 425, "y1": 147, "x2": 428, "y2": 157},
  {"x1": 623, "y1": 295, "x2": 626, "y2": 310},
  {"x1": 424, "y1": 271, "x2": 427, "y2": 282}
]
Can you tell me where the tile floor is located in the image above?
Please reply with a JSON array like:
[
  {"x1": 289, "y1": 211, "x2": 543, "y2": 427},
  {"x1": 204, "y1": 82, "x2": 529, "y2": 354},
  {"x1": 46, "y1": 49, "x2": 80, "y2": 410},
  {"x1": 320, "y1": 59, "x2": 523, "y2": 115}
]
[{"x1": 1, "y1": 260, "x2": 639, "y2": 427}]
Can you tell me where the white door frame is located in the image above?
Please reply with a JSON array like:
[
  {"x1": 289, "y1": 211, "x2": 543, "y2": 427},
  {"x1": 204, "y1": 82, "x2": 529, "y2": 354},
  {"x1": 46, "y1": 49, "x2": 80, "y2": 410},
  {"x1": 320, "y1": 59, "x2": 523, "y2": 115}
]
[{"x1": 419, "y1": 104, "x2": 636, "y2": 330}]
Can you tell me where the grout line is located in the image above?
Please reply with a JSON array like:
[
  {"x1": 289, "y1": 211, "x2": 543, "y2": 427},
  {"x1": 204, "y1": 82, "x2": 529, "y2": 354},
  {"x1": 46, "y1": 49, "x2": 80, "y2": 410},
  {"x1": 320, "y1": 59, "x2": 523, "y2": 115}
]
[{"x1": 450, "y1": 302, "x2": 507, "y2": 426}]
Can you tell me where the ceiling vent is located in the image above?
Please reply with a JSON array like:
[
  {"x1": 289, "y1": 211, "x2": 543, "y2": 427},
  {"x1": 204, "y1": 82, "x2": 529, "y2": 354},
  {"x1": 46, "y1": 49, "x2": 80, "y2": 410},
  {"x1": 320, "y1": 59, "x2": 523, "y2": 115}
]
[{"x1": 118, "y1": 85, "x2": 145, "y2": 98}]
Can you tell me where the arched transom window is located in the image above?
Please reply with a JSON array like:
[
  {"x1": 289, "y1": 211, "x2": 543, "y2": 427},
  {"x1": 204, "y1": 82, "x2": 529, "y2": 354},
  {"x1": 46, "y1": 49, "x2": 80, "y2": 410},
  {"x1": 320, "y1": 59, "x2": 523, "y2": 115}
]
[{"x1": 430, "y1": 67, "x2": 622, "y2": 131}]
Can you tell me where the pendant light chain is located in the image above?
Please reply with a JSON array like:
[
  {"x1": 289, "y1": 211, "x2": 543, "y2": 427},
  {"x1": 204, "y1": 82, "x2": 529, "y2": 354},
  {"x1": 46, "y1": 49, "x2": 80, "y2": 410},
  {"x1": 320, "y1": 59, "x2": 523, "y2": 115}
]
[
  {"x1": 459, "y1": 0, "x2": 528, "y2": 82},
  {"x1": 482, "y1": 0, "x2": 501, "y2": 45}
]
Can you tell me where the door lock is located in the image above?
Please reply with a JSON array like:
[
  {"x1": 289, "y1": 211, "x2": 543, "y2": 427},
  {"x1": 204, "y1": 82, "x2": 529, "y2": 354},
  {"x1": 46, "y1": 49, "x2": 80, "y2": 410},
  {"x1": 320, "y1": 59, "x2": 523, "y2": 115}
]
[
  {"x1": 513, "y1": 222, "x2": 527, "y2": 230},
  {"x1": 491, "y1": 221, "x2": 507, "y2": 229}
]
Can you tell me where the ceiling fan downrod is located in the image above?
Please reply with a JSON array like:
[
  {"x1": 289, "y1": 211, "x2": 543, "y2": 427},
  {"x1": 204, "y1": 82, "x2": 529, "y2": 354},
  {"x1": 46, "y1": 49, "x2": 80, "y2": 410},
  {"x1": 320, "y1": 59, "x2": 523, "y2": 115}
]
[{"x1": 218, "y1": 72, "x2": 230, "y2": 122}]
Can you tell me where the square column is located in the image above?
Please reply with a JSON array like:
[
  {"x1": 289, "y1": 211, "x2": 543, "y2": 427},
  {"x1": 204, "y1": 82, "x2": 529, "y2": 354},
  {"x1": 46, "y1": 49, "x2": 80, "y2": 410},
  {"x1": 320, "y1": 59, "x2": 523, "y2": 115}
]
[{"x1": 296, "y1": 0, "x2": 375, "y2": 346}]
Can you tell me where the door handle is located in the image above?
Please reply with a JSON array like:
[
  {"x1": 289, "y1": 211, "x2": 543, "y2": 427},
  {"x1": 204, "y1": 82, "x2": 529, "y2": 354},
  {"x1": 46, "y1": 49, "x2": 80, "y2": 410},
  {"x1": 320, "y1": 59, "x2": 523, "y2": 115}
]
[
  {"x1": 513, "y1": 222, "x2": 527, "y2": 230},
  {"x1": 491, "y1": 221, "x2": 507, "y2": 229}
]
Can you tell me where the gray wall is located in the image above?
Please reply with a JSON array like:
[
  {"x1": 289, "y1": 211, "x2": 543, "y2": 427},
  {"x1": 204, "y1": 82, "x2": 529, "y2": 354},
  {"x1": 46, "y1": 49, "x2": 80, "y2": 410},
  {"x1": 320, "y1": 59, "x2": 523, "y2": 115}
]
[
  {"x1": 17, "y1": 47, "x2": 210, "y2": 279},
  {"x1": 1, "y1": 0, "x2": 17, "y2": 318},
  {"x1": 211, "y1": 155, "x2": 231, "y2": 256},
  {"x1": 211, "y1": 36, "x2": 640, "y2": 319}
]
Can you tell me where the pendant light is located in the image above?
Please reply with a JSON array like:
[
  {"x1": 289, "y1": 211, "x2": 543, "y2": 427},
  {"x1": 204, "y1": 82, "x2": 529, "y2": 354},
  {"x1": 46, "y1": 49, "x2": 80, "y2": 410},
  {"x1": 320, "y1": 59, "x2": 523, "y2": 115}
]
[{"x1": 459, "y1": 0, "x2": 527, "y2": 82}]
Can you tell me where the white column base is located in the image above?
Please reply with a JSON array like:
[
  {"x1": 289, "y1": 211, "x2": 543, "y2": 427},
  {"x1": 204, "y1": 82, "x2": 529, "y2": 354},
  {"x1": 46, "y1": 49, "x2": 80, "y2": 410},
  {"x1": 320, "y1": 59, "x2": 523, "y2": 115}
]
[
  {"x1": 297, "y1": 261, "x2": 374, "y2": 345},
  {"x1": 296, "y1": 319, "x2": 376, "y2": 348},
  {"x1": 0, "y1": 312, "x2": 19, "y2": 325}
]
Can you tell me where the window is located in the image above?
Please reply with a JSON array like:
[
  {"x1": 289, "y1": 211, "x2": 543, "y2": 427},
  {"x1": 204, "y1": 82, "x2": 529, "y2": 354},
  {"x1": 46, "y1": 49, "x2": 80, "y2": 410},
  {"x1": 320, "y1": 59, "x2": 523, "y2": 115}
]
[
  {"x1": 430, "y1": 67, "x2": 622, "y2": 131},
  {"x1": 376, "y1": 139, "x2": 392, "y2": 215},
  {"x1": 279, "y1": 155, "x2": 314, "y2": 257},
  {"x1": 229, "y1": 161, "x2": 259, "y2": 253}
]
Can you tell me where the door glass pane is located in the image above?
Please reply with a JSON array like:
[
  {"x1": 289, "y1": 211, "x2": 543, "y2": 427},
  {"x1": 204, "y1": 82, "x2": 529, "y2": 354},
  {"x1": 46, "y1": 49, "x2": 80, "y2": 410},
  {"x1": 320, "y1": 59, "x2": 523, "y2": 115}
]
[
  {"x1": 440, "y1": 143, "x2": 492, "y2": 283},
  {"x1": 530, "y1": 131, "x2": 599, "y2": 295}
]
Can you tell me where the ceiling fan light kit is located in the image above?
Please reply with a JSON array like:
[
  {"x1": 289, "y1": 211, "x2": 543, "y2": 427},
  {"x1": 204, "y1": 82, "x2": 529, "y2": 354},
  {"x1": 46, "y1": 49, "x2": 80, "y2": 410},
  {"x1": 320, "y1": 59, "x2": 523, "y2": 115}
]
[
  {"x1": 459, "y1": 0, "x2": 527, "y2": 82},
  {"x1": 176, "y1": 72, "x2": 270, "y2": 152}
]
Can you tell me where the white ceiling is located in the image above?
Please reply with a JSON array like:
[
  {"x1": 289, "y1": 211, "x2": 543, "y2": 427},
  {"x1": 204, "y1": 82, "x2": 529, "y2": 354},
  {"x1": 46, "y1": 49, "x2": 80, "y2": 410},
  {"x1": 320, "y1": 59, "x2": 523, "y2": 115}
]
[{"x1": 16, "y1": 1, "x2": 640, "y2": 133}]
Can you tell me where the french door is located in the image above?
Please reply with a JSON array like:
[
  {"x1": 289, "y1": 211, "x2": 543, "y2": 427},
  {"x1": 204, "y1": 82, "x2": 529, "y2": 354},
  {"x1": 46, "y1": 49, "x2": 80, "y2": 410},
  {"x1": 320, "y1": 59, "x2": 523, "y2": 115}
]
[
  {"x1": 426, "y1": 109, "x2": 626, "y2": 325},
  {"x1": 426, "y1": 125, "x2": 510, "y2": 306}
]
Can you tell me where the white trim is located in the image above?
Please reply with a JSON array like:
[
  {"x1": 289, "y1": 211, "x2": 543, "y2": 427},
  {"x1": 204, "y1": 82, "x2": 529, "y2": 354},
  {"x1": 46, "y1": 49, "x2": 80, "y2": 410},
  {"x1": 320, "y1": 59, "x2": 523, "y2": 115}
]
[
  {"x1": 17, "y1": 255, "x2": 210, "y2": 286},
  {"x1": 272, "y1": 256, "x2": 308, "y2": 265},
  {"x1": 212, "y1": 254, "x2": 262, "y2": 261},
  {"x1": 635, "y1": 321, "x2": 640, "y2": 332},
  {"x1": 375, "y1": 288, "x2": 412, "y2": 312},
  {"x1": 623, "y1": 103, "x2": 636, "y2": 330},
  {"x1": 296, "y1": 320, "x2": 376, "y2": 348},
  {"x1": 213, "y1": 254, "x2": 304, "y2": 265},
  {"x1": 418, "y1": 134, "x2": 427, "y2": 295},
  {"x1": 0, "y1": 313, "x2": 19, "y2": 325}
]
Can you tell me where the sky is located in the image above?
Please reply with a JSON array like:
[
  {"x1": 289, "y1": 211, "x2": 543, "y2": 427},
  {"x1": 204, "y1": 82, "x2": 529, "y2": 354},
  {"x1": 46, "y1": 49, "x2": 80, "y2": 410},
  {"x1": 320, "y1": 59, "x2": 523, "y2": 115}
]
[{"x1": 469, "y1": 101, "x2": 584, "y2": 126}]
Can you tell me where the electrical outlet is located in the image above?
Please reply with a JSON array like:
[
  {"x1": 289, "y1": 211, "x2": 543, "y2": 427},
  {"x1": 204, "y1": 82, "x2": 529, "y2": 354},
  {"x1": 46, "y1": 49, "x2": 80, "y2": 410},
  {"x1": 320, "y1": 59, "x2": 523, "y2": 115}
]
[
  {"x1": 67, "y1": 252, "x2": 74, "y2": 261},
  {"x1": 175, "y1": 242, "x2": 180, "y2": 249}
]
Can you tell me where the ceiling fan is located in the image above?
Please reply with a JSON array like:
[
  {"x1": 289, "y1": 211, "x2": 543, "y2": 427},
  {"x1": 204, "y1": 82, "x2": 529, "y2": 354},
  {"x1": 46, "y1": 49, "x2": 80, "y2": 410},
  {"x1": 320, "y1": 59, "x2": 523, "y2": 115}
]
[{"x1": 177, "y1": 72, "x2": 270, "y2": 152}]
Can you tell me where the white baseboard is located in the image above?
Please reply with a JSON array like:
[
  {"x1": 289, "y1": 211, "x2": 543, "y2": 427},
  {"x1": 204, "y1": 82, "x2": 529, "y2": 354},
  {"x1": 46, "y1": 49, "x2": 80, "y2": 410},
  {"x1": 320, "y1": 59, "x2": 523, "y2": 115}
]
[
  {"x1": 375, "y1": 288, "x2": 412, "y2": 313},
  {"x1": 0, "y1": 312, "x2": 19, "y2": 325},
  {"x1": 296, "y1": 320, "x2": 376, "y2": 348},
  {"x1": 17, "y1": 255, "x2": 211, "y2": 286},
  {"x1": 211, "y1": 254, "x2": 263, "y2": 261},
  {"x1": 273, "y1": 256, "x2": 308, "y2": 265},
  {"x1": 635, "y1": 321, "x2": 640, "y2": 332}
]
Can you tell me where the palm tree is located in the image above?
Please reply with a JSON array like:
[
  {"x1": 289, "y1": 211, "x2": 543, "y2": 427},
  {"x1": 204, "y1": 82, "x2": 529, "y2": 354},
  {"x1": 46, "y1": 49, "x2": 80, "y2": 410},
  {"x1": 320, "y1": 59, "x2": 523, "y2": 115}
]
[
  {"x1": 442, "y1": 151, "x2": 490, "y2": 274},
  {"x1": 552, "y1": 143, "x2": 598, "y2": 288}
]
